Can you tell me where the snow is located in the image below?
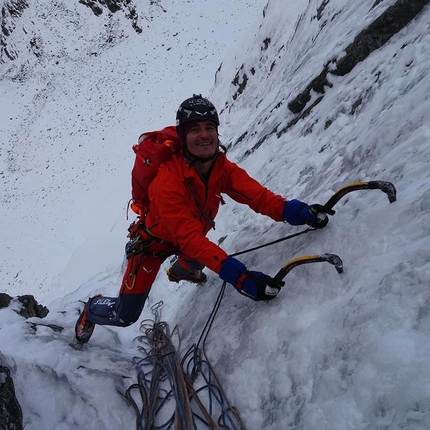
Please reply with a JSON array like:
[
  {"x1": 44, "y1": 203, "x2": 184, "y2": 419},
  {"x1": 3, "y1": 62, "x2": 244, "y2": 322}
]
[{"x1": 1, "y1": 0, "x2": 430, "y2": 428}]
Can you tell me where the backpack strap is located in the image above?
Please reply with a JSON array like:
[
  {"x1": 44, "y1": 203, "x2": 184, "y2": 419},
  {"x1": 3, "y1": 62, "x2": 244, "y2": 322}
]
[{"x1": 185, "y1": 178, "x2": 216, "y2": 230}]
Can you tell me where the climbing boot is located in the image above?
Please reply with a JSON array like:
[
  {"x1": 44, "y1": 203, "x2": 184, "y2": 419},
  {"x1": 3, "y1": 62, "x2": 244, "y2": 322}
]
[
  {"x1": 74, "y1": 301, "x2": 96, "y2": 344},
  {"x1": 166, "y1": 267, "x2": 207, "y2": 285}
]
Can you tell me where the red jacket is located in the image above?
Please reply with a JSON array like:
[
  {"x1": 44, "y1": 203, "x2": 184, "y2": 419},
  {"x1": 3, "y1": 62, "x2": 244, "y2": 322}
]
[{"x1": 145, "y1": 150, "x2": 285, "y2": 274}]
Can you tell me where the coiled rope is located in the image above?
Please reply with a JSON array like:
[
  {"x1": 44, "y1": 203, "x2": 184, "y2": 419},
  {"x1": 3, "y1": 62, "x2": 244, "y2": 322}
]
[{"x1": 125, "y1": 293, "x2": 245, "y2": 429}]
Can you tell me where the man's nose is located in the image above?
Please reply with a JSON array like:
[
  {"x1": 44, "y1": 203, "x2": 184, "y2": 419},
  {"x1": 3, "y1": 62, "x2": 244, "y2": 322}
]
[{"x1": 199, "y1": 128, "x2": 210, "y2": 138}]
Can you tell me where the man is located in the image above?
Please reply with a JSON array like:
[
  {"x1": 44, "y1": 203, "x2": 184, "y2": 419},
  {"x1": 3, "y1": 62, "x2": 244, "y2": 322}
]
[{"x1": 75, "y1": 95, "x2": 328, "y2": 344}]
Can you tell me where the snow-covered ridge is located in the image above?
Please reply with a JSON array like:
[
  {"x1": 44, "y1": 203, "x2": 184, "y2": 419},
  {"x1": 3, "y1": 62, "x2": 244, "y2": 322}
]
[
  {"x1": 213, "y1": 0, "x2": 428, "y2": 153},
  {"x1": 0, "y1": 0, "x2": 267, "y2": 299}
]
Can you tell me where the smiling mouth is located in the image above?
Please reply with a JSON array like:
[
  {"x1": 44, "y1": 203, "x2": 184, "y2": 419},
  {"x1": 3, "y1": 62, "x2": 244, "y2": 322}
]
[{"x1": 196, "y1": 142, "x2": 212, "y2": 146}]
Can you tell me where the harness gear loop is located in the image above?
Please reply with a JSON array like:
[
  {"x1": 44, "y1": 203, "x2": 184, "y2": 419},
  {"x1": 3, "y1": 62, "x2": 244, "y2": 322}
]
[
  {"x1": 125, "y1": 274, "x2": 136, "y2": 290},
  {"x1": 124, "y1": 253, "x2": 145, "y2": 290}
]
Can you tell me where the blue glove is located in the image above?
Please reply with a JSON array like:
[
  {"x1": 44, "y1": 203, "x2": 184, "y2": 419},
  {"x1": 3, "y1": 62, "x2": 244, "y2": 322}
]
[
  {"x1": 219, "y1": 256, "x2": 282, "y2": 301},
  {"x1": 283, "y1": 199, "x2": 329, "y2": 228}
]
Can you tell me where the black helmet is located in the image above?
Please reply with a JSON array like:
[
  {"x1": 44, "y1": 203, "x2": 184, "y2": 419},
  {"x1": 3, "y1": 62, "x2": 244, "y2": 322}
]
[{"x1": 176, "y1": 94, "x2": 220, "y2": 130}]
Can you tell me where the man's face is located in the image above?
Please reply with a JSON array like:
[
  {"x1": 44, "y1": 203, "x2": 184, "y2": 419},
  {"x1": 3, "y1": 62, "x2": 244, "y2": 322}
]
[{"x1": 185, "y1": 121, "x2": 218, "y2": 159}]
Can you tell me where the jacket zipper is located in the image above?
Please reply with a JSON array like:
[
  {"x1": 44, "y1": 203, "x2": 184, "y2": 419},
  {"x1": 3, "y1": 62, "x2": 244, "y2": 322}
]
[{"x1": 229, "y1": 186, "x2": 252, "y2": 201}]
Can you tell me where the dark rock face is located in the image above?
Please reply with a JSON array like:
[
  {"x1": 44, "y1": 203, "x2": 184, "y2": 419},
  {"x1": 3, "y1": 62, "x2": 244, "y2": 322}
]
[
  {"x1": 288, "y1": 0, "x2": 430, "y2": 115},
  {"x1": 0, "y1": 294, "x2": 49, "y2": 428},
  {"x1": 0, "y1": 0, "x2": 29, "y2": 61},
  {"x1": 229, "y1": 0, "x2": 430, "y2": 156},
  {"x1": 79, "y1": 0, "x2": 122, "y2": 14},
  {"x1": 0, "y1": 294, "x2": 12, "y2": 309},
  {"x1": 0, "y1": 362, "x2": 23, "y2": 430},
  {"x1": 1, "y1": 0, "x2": 142, "y2": 63},
  {"x1": 78, "y1": 0, "x2": 142, "y2": 33},
  {"x1": 0, "y1": 293, "x2": 49, "y2": 318},
  {"x1": 334, "y1": 0, "x2": 430, "y2": 76},
  {"x1": 16, "y1": 295, "x2": 49, "y2": 319}
]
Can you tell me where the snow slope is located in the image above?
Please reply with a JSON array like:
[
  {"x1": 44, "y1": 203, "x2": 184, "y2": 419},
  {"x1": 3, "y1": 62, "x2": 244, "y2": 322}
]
[{"x1": 1, "y1": 0, "x2": 430, "y2": 428}]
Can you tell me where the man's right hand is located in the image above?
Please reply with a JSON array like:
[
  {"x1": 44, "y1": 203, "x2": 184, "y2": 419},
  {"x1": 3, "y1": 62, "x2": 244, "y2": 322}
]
[{"x1": 283, "y1": 199, "x2": 329, "y2": 229}]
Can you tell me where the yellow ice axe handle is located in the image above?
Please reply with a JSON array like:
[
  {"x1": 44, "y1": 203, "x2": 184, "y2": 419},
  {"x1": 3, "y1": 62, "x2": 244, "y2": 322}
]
[
  {"x1": 272, "y1": 253, "x2": 343, "y2": 285},
  {"x1": 322, "y1": 180, "x2": 397, "y2": 214}
]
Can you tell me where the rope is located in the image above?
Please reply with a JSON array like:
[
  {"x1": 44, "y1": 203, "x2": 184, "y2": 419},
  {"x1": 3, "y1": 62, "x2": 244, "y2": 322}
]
[
  {"x1": 125, "y1": 318, "x2": 193, "y2": 429},
  {"x1": 125, "y1": 297, "x2": 246, "y2": 429},
  {"x1": 180, "y1": 283, "x2": 246, "y2": 430},
  {"x1": 230, "y1": 226, "x2": 314, "y2": 257}
]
